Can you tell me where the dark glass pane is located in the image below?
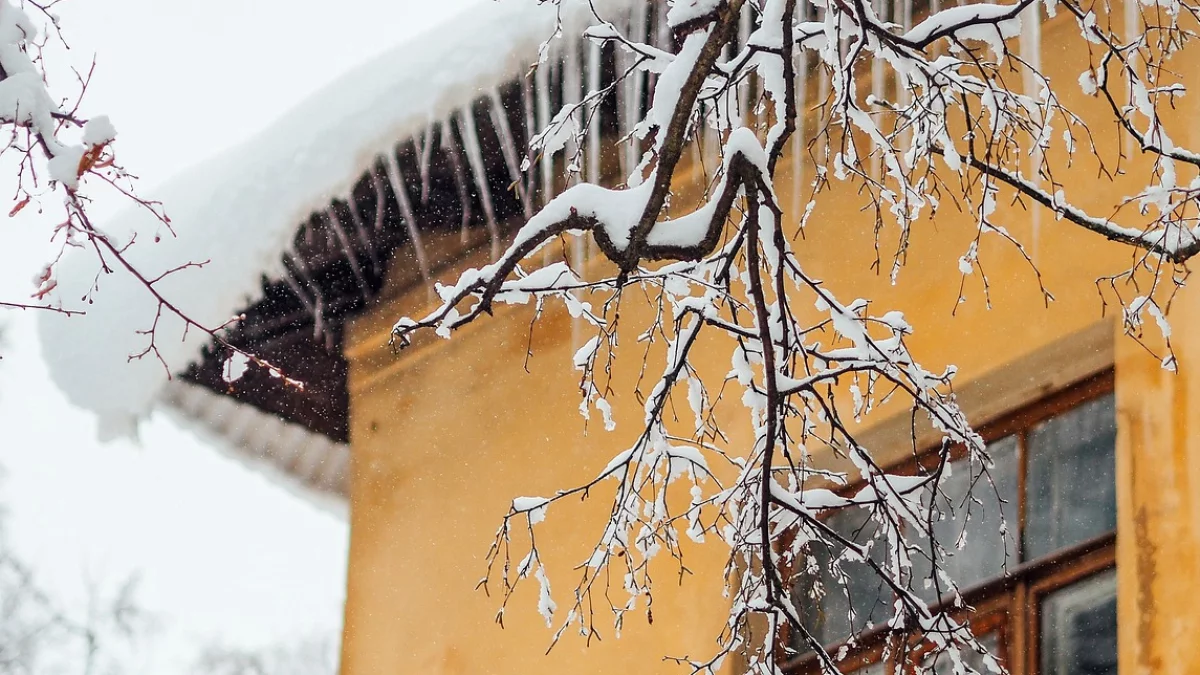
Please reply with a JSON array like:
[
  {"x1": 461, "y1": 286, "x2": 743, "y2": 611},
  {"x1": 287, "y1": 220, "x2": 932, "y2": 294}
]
[
  {"x1": 793, "y1": 507, "x2": 890, "y2": 651},
  {"x1": 913, "y1": 437, "x2": 1019, "y2": 602},
  {"x1": 923, "y1": 631, "x2": 1001, "y2": 674},
  {"x1": 1024, "y1": 394, "x2": 1117, "y2": 560},
  {"x1": 1040, "y1": 569, "x2": 1117, "y2": 675}
]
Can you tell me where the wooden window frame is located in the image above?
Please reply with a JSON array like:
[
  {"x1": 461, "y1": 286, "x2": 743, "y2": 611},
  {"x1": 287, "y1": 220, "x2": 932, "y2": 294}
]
[{"x1": 782, "y1": 371, "x2": 1116, "y2": 675}]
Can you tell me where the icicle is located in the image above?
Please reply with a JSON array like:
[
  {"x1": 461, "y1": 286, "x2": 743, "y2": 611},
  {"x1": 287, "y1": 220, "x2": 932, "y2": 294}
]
[
  {"x1": 818, "y1": 34, "x2": 830, "y2": 158},
  {"x1": 791, "y1": 3, "x2": 809, "y2": 217},
  {"x1": 382, "y1": 150, "x2": 433, "y2": 289},
  {"x1": 1021, "y1": 5, "x2": 1042, "y2": 90},
  {"x1": 440, "y1": 118, "x2": 474, "y2": 243},
  {"x1": 1021, "y1": 6, "x2": 1043, "y2": 153},
  {"x1": 1124, "y1": 0, "x2": 1140, "y2": 157},
  {"x1": 564, "y1": 31, "x2": 583, "y2": 185},
  {"x1": 737, "y1": 3, "x2": 751, "y2": 51},
  {"x1": 286, "y1": 252, "x2": 327, "y2": 341},
  {"x1": 615, "y1": 13, "x2": 630, "y2": 177},
  {"x1": 488, "y1": 89, "x2": 533, "y2": 220},
  {"x1": 708, "y1": 27, "x2": 731, "y2": 161},
  {"x1": 585, "y1": 41, "x2": 602, "y2": 186},
  {"x1": 459, "y1": 107, "x2": 502, "y2": 260},
  {"x1": 535, "y1": 61, "x2": 555, "y2": 205},
  {"x1": 1021, "y1": 0, "x2": 1043, "y2": 262},
  {"x1": 898, "y1": 0, "x2": 913, "y2": 116},
  {"x1": 871, "y1": 0, "x2": 888, "y2": 177},
  {"x1": 646, "y1": 1, "x2": 670, "y2": 107},
  {"x1": 282, "y1": 258, "x2": 321, "y2": 338},
  {"x1": 738, "y1": 3, "x2": 753, "y2": 129},
  {"x1": 700, "y1": 96, "x2": 716, "y2": 168},
  {"x1": 872, "y1": 0, "x2": 887, "y2": 101},
  {"x1": 654, "y1": 1, "x2": 670, "y2": 50},
  {"x1": 554, "y1": 31, "x2": 588, "y2": 348},
  {"x1": 1125, "y1": 0, "x2": 1140, "y2": 48},
  {"x1": 369, "y1": 171, "x2": 387, "y2": 232},
  {"x1": 327, "y1": 206, "x2": 370, "y2": 298},
  {"x1": 418, "y1": 121, "x2": 435, "y2": 204},
  {"x1": 585, "y1": 38, "x2": 601, "y2": 262},
  {"x1": 345, "y1": 189, "x2": 381, "y2": 273},
  {"x1": 561, "y1": 31, "x2": 585, "y2": 317},
  {"x1": 521, "y1": 75, "x2": 537, "y2": 206},
  {"x1": 624, "y1": 1, "x2": 648, "y2": 178}
]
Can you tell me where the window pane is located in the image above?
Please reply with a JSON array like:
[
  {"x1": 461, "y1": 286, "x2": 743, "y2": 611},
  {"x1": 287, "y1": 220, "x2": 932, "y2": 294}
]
[
  {"x1": 1024, "y1": 394, "x2": 1117, "y2": 560},
  {"x1": 1040, "y1": 568, "x2": 1117, "y2": 675},
  {"x1": 794, "y1": 507, "x2": 890, "y2": 650},
  {"x1": 914, "y1": 437, "x2": 1019, "y2": 602},
  {"x1": 922, "y1": 631, "x2": 1001, "y2": 674}
]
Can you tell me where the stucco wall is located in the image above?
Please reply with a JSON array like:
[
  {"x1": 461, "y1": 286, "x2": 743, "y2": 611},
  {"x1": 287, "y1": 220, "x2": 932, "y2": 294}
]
[{"x1": 339, "y1": 11, "x2": 1200, "y2": 675}]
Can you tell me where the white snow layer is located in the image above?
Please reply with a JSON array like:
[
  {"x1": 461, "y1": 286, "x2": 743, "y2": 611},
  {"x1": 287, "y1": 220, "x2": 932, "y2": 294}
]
[{"x1": 37, "y1": 0, "x2": 630, "y2": 439}]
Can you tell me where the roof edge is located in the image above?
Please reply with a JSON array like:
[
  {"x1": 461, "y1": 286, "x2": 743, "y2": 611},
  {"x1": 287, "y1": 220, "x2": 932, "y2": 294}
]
[{"x1": 161, "y1": 380, "x2": 350, "y2": 518}]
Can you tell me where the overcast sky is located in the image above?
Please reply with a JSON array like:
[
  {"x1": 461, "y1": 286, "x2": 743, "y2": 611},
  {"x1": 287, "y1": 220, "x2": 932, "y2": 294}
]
[{"x1": 0, "y1": 0, "x2": 482, "y2": 671}]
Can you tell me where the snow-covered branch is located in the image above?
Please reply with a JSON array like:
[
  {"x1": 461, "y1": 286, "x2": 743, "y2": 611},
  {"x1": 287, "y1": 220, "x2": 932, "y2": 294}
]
[
  {"x1": 0, "y1": 1, "x2": 290, "y2": 383},
  {"x1": 393, "y1": 0, "x2": 1199, "y2": 672}
]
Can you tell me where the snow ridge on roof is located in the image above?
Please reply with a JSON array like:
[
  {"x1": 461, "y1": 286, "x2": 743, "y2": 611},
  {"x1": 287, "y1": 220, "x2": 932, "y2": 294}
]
[
  {"x1": 162, "y1": 381, "x2": 350, "y2": 514},
  {"x1": 38, "y1": 0, "x2": 627, "y2": 438}
]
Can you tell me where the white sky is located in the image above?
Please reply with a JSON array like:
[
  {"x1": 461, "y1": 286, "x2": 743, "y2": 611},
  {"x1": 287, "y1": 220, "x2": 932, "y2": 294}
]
[{"x1": 0, "y1": 0, "x2": 482, "y2": 671}]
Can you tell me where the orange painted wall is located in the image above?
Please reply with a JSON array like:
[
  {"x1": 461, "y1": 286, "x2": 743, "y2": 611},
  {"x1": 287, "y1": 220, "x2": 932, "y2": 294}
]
[{"x1": 340, "y1": 11, "x2": 1200, "y2": 675}]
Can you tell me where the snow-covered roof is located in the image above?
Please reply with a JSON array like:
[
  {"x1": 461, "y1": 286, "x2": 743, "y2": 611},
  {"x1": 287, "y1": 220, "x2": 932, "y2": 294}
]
[
  {"x1": 32, "y1": 0, "x2": 648, "y2": 504},
  {"x1": 38, "y1": 0, "x2": 627, "y2": 433},
  {"x1": 162, "y1": 380, "x2": 350, "y2": 516}
]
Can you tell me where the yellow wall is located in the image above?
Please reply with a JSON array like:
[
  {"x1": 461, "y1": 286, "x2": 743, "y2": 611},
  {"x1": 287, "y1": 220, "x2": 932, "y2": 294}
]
[
  {"x1": 340, "y1": 12, "x2": 1200, "y2": 675},
  {"x1": 1115, "y1": 300, "x2": 1200, "y2": 675}
]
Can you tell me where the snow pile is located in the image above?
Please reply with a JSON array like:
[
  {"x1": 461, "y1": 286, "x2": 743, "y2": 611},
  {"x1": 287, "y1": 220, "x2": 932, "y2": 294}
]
[
  {"x1": 903, "y1": 3, "x2": 1023, "y2": 57},
  {"x1": 667, "y1": 0, "x2": 720, "y2": 29},
  {"x1": 37, "y1": 0, "x2": 629, "y2": 438},
  {"x1": 0, "y1": 0, "x2": 112, "y2": 190}
]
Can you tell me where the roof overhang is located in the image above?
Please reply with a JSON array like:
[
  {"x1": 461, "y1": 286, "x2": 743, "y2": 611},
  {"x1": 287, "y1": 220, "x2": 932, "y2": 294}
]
[{"x1": 36, "y1": 0, "x2": 639, "y2": 502}]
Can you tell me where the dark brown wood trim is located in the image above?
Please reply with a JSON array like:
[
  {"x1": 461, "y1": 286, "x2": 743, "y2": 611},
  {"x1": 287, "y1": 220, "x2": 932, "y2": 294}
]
[{"x1": 782, "y1": 373, "x2": 1118, "y2": 675}]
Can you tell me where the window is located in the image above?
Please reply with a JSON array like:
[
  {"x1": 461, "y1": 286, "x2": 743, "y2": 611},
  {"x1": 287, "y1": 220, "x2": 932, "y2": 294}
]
[
  {"x1": 786, "y1": 375, "x2": 1117, "y2": 675},
  {"x1": 1024, "y1": 395, "x2": 1117, "y2": 560},
  {"x1": 793, "y1": 507, "x2": 890, "y2": 647},
  {"x1": 1040, "y1": 569, "x2": 1117, "y2": 675}
]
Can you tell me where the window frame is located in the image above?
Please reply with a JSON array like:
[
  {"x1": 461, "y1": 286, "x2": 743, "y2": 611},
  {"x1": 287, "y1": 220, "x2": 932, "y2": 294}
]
[{"x1": 782, "y1": 371, "x2": 1117, "y2": 675}]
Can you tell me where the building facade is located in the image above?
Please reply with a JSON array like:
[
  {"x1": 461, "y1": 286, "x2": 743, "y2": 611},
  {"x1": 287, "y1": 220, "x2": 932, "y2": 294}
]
[
  {"x1": 339, "y1": 8, "x2": 1195, "y2": 673},
  {"x1": 38, "y1": 1, "x2": 1200, "y2": 674}
]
